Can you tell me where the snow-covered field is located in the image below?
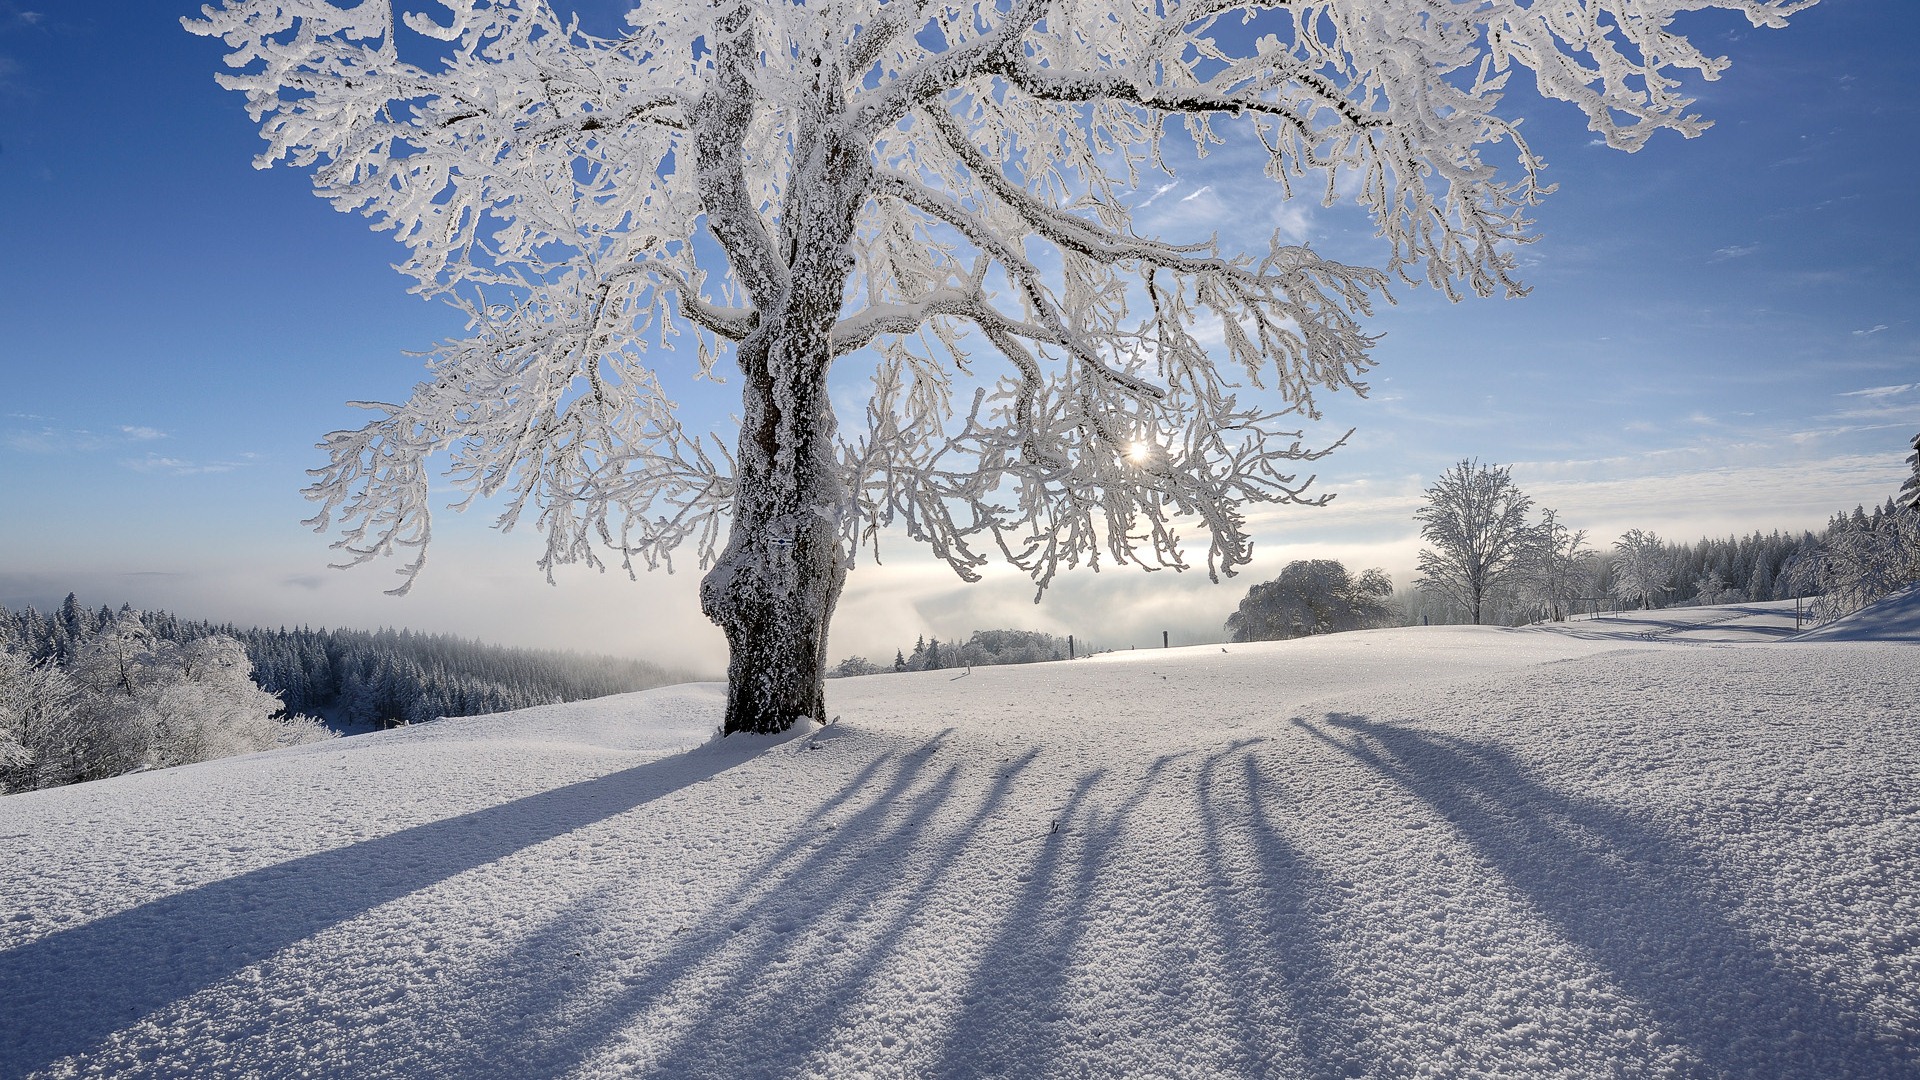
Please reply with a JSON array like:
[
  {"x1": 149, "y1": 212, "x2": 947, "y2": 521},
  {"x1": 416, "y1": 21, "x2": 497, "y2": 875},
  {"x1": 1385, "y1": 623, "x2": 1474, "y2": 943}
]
[{"x1": 3, "y1": 598, "x2": 1916, "y2": 1079}]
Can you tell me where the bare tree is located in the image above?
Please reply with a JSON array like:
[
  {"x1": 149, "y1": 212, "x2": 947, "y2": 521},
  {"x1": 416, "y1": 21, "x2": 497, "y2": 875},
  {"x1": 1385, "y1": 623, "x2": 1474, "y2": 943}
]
[
  {"x1": 189, "y1": 0, "x2": 1816, "y2": 733},
  {"x1": 1611, "y1": 529, "x2": 1673, "y2": 610},
  {"x1": 1415, "y1": 460, "x2": 1535, "y2": 624}
]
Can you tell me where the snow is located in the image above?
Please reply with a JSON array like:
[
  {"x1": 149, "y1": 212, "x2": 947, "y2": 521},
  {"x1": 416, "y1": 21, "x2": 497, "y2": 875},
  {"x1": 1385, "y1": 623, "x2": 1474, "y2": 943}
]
[
  {"x1": 1798, "y1": 585, "x2": 1920, "y2": 643},
  {"x1": 3, "y1": 599, "x2": 1917, "y2": 1078}
]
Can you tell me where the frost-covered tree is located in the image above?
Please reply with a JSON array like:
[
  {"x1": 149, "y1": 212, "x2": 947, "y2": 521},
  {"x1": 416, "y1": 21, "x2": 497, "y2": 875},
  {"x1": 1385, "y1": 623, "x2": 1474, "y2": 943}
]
[
  {"x1": 144, "y1": 638, "x2": 330, "y2": 768},
  {"x1": 189, "y1": 0, "x2": 1816, "y2": 733},
  {"x1": 0, "y1": 650, "x2": 82, "y2": 794},
  {"x1": 827, "y1": 655, "x2": 881, "y2": 678},
  {"x1": 1803, "y1": 513, "x2": 1920, "y2": 621},
  {"x1": 1515, "y1": 508, "x2": 1592, "y2": 622},
  {"x1": 1611, "y1": 528, "x2": 1672, "y2": 610},
  {"x1": 1691, "y1": 568, "x2": 1732, "y2": 606},
  {"x1": 1799, "y1": 465, "x2": 1920, "y2": 622},
  {"x1": 1226, "y1": 559, "x2": 1391, "y2": 641},
  {"x1": 1415, "y1": 460, "x2": 1534, "y2": 624},
  {"x1": 1902, "y1": 431, "x2": 1920, "y2": 513}
]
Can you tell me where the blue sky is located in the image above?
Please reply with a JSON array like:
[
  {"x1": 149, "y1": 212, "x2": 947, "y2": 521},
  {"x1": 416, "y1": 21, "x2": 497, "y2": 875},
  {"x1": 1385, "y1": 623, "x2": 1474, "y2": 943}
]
[{"x1": 1, "y1": 0, "x2": 1915, "y2": 672}]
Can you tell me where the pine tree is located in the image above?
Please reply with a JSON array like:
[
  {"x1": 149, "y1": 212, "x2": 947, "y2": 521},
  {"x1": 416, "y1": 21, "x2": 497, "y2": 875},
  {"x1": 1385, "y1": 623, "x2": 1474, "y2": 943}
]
[{"x1": 1903, "y1": 431, "x2": 1920, "y2": 512}]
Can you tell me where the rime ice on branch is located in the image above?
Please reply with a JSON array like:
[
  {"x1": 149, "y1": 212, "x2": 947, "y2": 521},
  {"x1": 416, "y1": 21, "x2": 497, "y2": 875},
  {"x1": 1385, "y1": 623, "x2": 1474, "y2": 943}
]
[{"x1": 187, "y1": 0, "x2": 1817, "y2": 732}]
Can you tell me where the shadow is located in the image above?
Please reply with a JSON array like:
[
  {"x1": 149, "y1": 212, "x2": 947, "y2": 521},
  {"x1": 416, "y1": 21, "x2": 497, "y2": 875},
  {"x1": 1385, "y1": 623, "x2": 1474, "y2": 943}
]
[
  {"x1": 1796, "y1": 586, "x2": 1920, "y2": 642},
  {"x1": 1193, "y1": 747, "x2": 1375, "y2": 1078},
  {"x1": 648, "y1": 747, "x2": 1041, "y2": 1078},
  {"x1": 406, "y1": 733, "x2": 997, "y2": 1077},
  {"x1": 0, "y1": 740, "x2": 747, "y2": 1077},
  {"x1": 920, "y1": 767, "x2": 1113, "y2": 1078},
  {"x1": 1299, "y1": 714, "x2": 1915, "y2": 1079}
]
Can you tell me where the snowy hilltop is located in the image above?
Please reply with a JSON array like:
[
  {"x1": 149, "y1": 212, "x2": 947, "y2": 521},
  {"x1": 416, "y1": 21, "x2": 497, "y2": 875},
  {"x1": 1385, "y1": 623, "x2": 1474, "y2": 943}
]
[{"x1": 2, "y1": 597, "x2": 1916, "y2": 1078}]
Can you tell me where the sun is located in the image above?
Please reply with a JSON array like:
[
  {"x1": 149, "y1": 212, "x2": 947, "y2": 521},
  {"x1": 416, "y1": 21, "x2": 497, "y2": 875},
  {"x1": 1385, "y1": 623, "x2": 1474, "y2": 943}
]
[{"x1": 1127, "y1": 441, "x2": 1151, "y2": 464}]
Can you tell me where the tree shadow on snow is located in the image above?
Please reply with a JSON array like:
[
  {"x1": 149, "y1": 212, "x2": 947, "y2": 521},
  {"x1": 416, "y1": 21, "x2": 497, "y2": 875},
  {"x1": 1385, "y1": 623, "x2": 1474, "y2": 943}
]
[
  {"x1": 920, "y1": 743, "x2": 1376, "y2": 1080},
  {"x1": 1192, "y1": 745, "x2": 1377, "y2": 1079},
  {"x1": 1300, "y1": 713, "x2": 1914, "y2": 1079},
  {"x1": 0, "y1": 740, "x2": 748, "y2": 1077},
  {"x1": 410, "y1": 732, "x2": 1019, "y2": 1077}
]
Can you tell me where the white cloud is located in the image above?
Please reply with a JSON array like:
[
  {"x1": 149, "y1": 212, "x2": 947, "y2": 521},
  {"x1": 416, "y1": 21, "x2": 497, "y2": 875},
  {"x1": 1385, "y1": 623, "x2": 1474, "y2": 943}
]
[
  {"x1": 5, "y1": 422, "x2": 173, "y2": 454},
  {"x1": 1135, "y1": 181, "x2": 1179, "y2": 208},
  {"x1": 1180, "y1": 185, "x2": 1213, "y2": 203},
  {"x1": 1710, "y1": 243, "x2": 1760, "y2": 262},
  {"x1": 1837, "y1": 383, "x2": 1913, "y2": 399},
  {"x1": 1270, "y1": 201, "x2": 1314, "y2": 244},
  {"x1": 1851, "y1": 324, "x2": 1889, "y2": 337},
  {"x1": 122, "y1": 454, "x2": 241, "y2": 476}
]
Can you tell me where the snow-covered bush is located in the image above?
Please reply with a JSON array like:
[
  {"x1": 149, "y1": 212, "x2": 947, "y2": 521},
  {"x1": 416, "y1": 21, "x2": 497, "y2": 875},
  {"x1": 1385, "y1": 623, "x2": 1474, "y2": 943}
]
[
  {"x1": 1802, "y1": 509, "x2": 1920, "y2": 622},
  {"x1": 1227, "y1": 560, "x2": 1394, "y2": 642},
  {"x1": 0, "y1": 650, "x2": 82, "y2": 793},
  {"x1": 143, "y1": 637, "x2": 332, "y2": 769},
  {"x1": 1, "y1": 624, "x2": 331, "y2": 795},
  {"x1": 827, "y1": 656, "x2": 882, "y2": 679}
]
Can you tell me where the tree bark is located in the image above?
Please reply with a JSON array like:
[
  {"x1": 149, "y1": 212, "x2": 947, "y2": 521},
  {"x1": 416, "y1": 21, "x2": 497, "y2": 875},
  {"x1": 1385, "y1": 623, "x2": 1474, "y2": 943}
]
[
  {"x1": 699, "y1": 332, "x2": 847, "y2": 734},
  {"x1": 697, "y1": 152, "x2": 868, "y2": 732}
]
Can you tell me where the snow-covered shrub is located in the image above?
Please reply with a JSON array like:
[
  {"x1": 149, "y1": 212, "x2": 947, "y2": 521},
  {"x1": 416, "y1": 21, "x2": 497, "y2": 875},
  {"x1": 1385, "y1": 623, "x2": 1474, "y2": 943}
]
[
  {"x1": 827, "y1": 656, "x2": 882, "y2": 679},
  {"x1": 1, "y1": 626, "x2": 332, "y2": 795},
  {"x1": 1804, "y1": 510, "x2": 1920, "y2": 622},
  {"x1": 1228, "y1": 560, "x2": 1394, "y2": 642},
  {"x1": 0, "y1": 650, "x2": 83, "y2": 793},
  {"x1": 143, "y1": 637, "x2": 332, "y2": 768}
]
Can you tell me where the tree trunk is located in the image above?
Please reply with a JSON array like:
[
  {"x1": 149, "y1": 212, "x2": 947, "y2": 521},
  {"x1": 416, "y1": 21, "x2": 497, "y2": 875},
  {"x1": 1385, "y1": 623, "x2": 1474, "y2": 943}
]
[
  {"x1": 699, "y1": 317, "x2": 850, "y2": 733},
  {"x1": 694, "y1": 72, "x2": 870, "y2": 735},
  {"x1": 697, "y1": 197, "x2": 864, "y2": 732}
]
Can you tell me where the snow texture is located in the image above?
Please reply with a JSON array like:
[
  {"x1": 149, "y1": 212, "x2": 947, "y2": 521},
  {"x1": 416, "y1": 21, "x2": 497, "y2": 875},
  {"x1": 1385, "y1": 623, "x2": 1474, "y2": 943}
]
[{"x1": 2, "y1": 597, "x2": 1915, "y2": 1078}]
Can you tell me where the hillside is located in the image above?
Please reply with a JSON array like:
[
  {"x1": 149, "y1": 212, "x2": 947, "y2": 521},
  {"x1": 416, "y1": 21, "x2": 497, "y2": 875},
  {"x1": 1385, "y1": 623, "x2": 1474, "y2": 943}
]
[{"x1": 2, "y1": 599, "x2": 1916, "y2": 1078}]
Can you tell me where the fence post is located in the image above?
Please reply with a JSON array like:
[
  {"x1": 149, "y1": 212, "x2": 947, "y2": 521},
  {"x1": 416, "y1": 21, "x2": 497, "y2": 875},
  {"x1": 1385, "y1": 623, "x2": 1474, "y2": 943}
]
[
  {"x1": 1162, "y1": 630, "x2": 1169, "y2": 649},
  {"x1": 1068, "y1": 634, "x2": 1075, "y2": 660}
]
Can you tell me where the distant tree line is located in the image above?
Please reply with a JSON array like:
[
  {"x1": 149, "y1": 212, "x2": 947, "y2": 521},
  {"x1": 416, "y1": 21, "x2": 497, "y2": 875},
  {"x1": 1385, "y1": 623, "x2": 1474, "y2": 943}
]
[
  {"x1": 1, "y1": 596, "x2": 698, "y2": 794},
  {"x1": 1409, "y1": 436, "x2": 1920, "y2": 626},
  {"x1": 829, "y1": 629, "x2": 1070, "y2": 678}
]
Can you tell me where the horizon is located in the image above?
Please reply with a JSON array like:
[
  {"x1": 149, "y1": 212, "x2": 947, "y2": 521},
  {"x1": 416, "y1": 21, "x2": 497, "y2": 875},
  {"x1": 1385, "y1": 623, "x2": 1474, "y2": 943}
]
[{"x1": 2, "y1": 0, "x2": 1916, "y2": 671}]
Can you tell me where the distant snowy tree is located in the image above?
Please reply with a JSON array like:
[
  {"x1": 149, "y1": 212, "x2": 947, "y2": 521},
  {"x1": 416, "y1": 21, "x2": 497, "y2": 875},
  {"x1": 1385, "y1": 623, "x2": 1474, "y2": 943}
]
[
  {"x1": 0, "y1": 650, "x2": 82, "y2": 794},
  {"x1": 958, "y1": 629, "x2": 1067, "y2": 666},
  {"x1": 144, "y1": 637, "x2": 330, "y2": 769},
  {"x1": 69, "y1": 609, "x2": 158, "y2": 697},
  {"x1": 1611, "y1": 529, "x2": 1673, "y2": 610},
  {"x1": 1515, "y1": 508, "x2": 1593, "y2": 622},
  {"x1": 1415, "y1": 461, "x2": 1534, "y2": 624},
  {"x1": 190, "y1": 0, "x2": 1818, "y2": 733},
  {"x1": 1226, "y1": 560, "x2": 1392, "y2": 641},
  {"x1": 1801, "y1": 500, "x2": 1920, "y2": 623},
  {"x1": 1903, "y1": 431, "x2": 1920, "y2": 513},
  {"x1": 827, "y1": 656, "x2": 881, "y2": 678},
  {"x1": 1692, "y1": 568, "x2": 1732, "y2": 606}
]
